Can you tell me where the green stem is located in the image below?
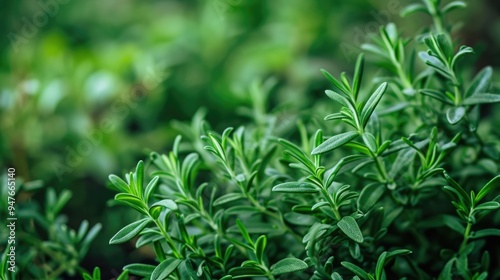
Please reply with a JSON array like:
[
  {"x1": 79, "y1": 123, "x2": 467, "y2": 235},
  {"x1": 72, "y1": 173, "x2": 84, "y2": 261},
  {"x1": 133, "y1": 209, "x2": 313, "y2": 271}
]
[{"x1": 460, "y1": 218, "x2": 473, "y2": 252}]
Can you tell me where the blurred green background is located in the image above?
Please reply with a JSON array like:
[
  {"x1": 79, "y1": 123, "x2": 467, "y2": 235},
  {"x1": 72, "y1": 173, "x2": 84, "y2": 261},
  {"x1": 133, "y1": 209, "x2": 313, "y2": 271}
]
[{"x1": 1, "y1": 0, "x2": 499, "y2": 278}]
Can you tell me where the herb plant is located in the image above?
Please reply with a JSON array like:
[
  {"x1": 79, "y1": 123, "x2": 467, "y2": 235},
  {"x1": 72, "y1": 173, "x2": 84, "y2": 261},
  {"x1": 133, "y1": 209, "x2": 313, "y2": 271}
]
[
  {"x1": 87, "y1": 0, "x2": 500, "y2": 279},
  {"x1": 0, "y1": 176, "x2": 101, "y2": 280}
]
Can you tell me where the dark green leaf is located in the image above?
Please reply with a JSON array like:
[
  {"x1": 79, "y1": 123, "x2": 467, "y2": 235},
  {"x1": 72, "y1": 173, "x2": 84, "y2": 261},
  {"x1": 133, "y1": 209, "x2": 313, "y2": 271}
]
[
  {"x1": 375, "y1": 251, "x2": 387, "y2": 280},
  {"x1": 357, "y1": 184, "x2": 385, "y2": 212},
  {"x1": 470, "y1": 229, "x2": 500, "y2": 240},
  {"x1": 271, "y1": 258, "x2": 309, "y2": 275},
  {"x1": 123, "y1": 263, "x2": 155, "y2": 277},
  {"x1": 465, "y1": 67, "x2": 492, "y2": 98},
  {"x1": 475, "y1": 175, "x2": 500, "y2": 202},
  {"x1": 442, "y1": 215, "x2": 465, "y2": 234},
  {"x1": 341, "y1": 262, "x2": 371, "y2": 279},
  {"x1": 337, "y1": 216, "x2": 364, "y2": 243}
]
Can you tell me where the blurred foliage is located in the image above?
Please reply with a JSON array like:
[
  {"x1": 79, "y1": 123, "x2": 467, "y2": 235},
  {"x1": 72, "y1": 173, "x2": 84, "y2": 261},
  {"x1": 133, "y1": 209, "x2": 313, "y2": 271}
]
[{"x1": 1, "y1": 0, "x2": 499, "y2": 278}]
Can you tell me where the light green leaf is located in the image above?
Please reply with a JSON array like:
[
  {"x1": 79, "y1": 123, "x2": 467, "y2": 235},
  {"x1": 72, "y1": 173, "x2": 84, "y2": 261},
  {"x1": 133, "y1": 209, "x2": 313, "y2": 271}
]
[
  {"x1": 312, "y1": 131, "x2": 359, "y2": 155},
  {"x1": 462, "y1": 93, "x2": 500, "y2": 105},
  {"x1": 442, "y1": 1, "x2": 466, "y2": 14},
  {"x1": 337, "y1": 216, "x2": 364, "y2": 243},
  {"x1": 151, "y1": 258, "x2": 182, "y2": 280},
  {"x1": 446, "y1": 106, "x2": 465, "y2": 124},
  {"x1": 400, "y1": 3, "x2": 428, "y2": 17},
  {"x1": 271, "y1": 258, "x2": 309, "y2": 275},
  {"x1": 213, "y1": 193, "x2": 246, "y2": 206},
  {"x1": 109, "y1": 218, "x2": 150, "y2": 244},
  {"x1": 272, "y1": 182, "x2": 319, "y2": 193}
]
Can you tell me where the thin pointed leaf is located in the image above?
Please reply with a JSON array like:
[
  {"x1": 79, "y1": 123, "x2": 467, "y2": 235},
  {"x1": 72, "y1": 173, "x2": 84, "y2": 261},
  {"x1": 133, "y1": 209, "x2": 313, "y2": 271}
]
[
  {"x1": 272, "y1": 182, "x2": 319, "y2": 193},
  {"x1": 462, "y1": 93, "x2": 500, "y2": 105},
  {"x1": 446, "y1": 107, "x2": 465, "y2": 124},
  {"x1": 312, "y1": 131, "x2": 359, "y2": 155},
  {"x1": 110, "y1": 218, "x2": 150, "y2": 244},
  {"x1": 360, "y1": 82, "x2": 388, "y2": 127},
  {"x1": 465, "y1": 67, "x2": 492, "y2": 98}
]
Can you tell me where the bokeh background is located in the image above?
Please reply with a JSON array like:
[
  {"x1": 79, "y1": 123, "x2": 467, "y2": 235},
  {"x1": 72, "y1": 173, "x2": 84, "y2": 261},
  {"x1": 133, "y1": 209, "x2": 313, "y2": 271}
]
[{"x1": 1, "y1": 0, "x2": 500, "y2": 278}]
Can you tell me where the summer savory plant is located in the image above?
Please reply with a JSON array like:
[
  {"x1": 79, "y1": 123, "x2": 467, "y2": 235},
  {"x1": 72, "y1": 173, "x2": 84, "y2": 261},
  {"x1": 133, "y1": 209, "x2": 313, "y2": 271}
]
[{"x1": 84, "y1": 0, "x2": 500, "y2": 279}]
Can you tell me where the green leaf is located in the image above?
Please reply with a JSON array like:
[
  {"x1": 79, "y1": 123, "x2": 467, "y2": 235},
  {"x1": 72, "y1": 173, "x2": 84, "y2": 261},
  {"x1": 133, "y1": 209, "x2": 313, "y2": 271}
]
[
  {"x1": 213, "y1": 193, "x2": 246, "y2": 206},
  {"x1": 151, "y1": 258, "x2": 182, "y2": 280},
  {"x1": 475, "y1": 175, "x2": 500, "y2": 202},
  {"x1": 420, "y1": 89, "x2": 454, "y2": 105},
  {"x1": 321, "y1": 69, "x2": 350, "y2": 95},
  {"x1": 375, "y1": 251, "x2": 387, "y2": 280},
  {"x1": 109, "y1": 174, "x2": 129, "y2": 193},
  {"x1": 360, "y1": 82, "x2": 388, "y2": 127},
  {"x1": 92, "y1": 267, "x2": 101, "y2": 280},
  {"x1": 312, "y1": 131, "x2": 359, "y2": 155},
  {"x1": 474, "y1": 201, "x2": 500, "y2": 212},
  {"x1": 357, "y1": 184, "x2": 385, "y2": 212},
  {"x1": 362, "y1": 132, "x2": 377, "y2": 153},
  {"x1": 439, "y1": 258, "x2": 455, "y2": 280},
  {"x1": 470, "y1": 229, "x2": 500, "y2": 240},
  {"x1": 144, "y1": 176, "x2": 159, "y2": 204},
  {"x1": 442, "y1": 215, "x2": 465, "y2": 234},
  {"x1": 135, "y1": 161, "x2": 144, "y2": 198},
  {"x1": 109, "y1": 218, "x2": 150, "y2": 244},
  {"x1": 270, "y1": 258, "x2": 309, "y2": 275},
  {"x1": 325, "y1": 89, "x2": 350, "y2": 107},
  {"x1": 151, "y1": 199, "x2": 178, "y2": 211},
  {"x1": 443, "y1": 171, "x2": 470, "y2": 206},
  {"x1": 442, "y1": 1, "x2": 466, "y2": 14},
  {"x1": 123, "y1": 263, "x2": 155, "y2": 277},
  {"x1": 446, "y1": 107, "x2": 465, "y2": 124},
  {"x1": 116, "y1": 270, "x2": 129, "y2": 280},
  {"x1": 462, "y1": 93, "x2": 500, "y2": 105},
  {"x1": 341, "y1": 262, "x2": 371, "y2": 279},
  {"x1": 272, "y1": 182, "x2": 319, "y2": 193},
  {"x1": 229, "y1": 267, "x2": 267, "y2": 278},
  {"x1": 114, "y1": 193, "x2": 148, "y2": 215},
  {"x1": 465, "y1": 67, "x2": 492, "y2": 98},
  {"x1": 400, "y1": 3, "x2": 428, "y2": 17},
  {"x1": 236, "y1": 219, "x2": 254, "y2": 246},
  {"x1": 352, "y1": 53, "x2": 364, "y2": 100},
  {"x1": 255, "y1": 235, "x2": 267, "y2": 263},
  {"x1": 337, "y1": 216, "x2": 364, "y2": 243}
]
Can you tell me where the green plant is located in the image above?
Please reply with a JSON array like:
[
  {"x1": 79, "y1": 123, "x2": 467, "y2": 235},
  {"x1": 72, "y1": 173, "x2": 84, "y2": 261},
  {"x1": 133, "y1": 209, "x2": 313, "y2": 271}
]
[
  {"x1": 87, "y1": 0, "x2": 500, "y2": 279},
  {"x1": 0, "y1": 175, "x2": 101, "y2": 280}
]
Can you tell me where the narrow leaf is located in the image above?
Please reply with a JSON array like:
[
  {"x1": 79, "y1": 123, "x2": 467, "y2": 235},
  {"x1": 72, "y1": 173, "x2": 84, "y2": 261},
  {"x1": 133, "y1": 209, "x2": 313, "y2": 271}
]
[
  {"x1": 446, "y1": 107, "x2": 465, "y2": 124},
  {"x1": 462, "y1": 93, "x2": 500, "y2": 105},
  {"x1": 110, "y1": 218, "x2": 150, "y2": 244},
  {"x1": 272, "y1": 182, "x2": 319, "y2": 193},
  {"x1": 360, "y1": 82, "x2": 387, "y2": 127},
  {"x1": 312, "y1": 131, "x2": 359, "y2": 155}
]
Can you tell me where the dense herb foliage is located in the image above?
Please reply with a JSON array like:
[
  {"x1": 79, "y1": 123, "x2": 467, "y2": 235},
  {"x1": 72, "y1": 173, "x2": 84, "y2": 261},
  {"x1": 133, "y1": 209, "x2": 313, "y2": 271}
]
[{"x1": 80, "y1": 0, "x2": 500, "y2": 279}]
